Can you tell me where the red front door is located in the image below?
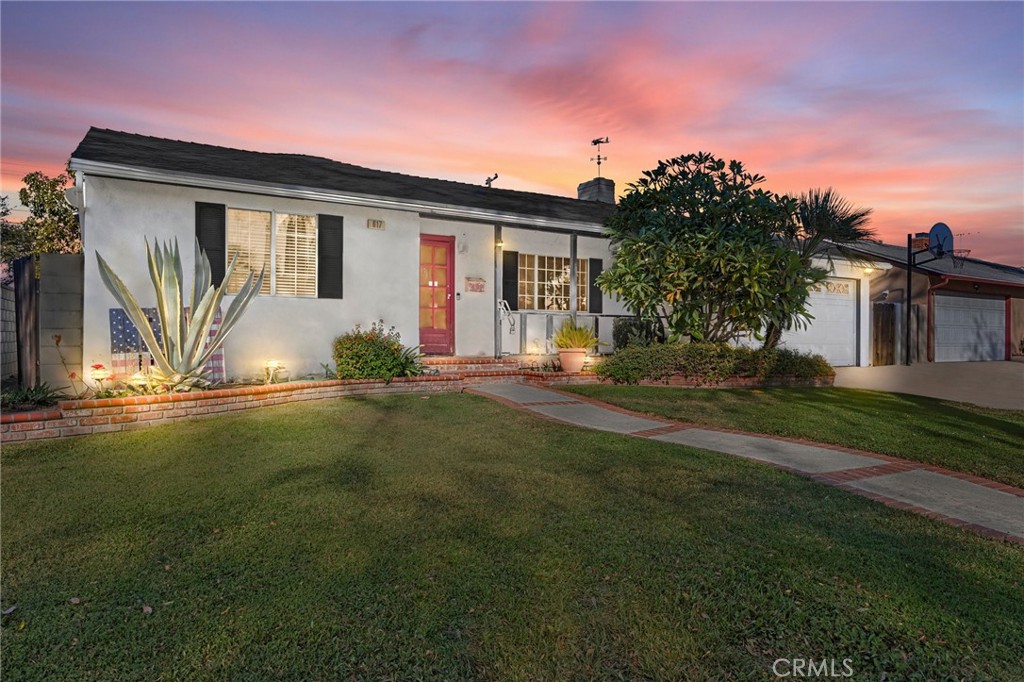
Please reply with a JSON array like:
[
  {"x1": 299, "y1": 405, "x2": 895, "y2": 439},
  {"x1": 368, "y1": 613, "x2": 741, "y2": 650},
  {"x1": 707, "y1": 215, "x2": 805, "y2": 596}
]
[{"x1": 419, "y1": 235, "x2": 455, "y2": 355}]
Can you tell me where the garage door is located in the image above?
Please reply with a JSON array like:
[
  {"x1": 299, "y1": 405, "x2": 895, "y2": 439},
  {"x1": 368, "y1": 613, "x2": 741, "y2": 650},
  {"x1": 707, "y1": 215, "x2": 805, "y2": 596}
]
[
  {"x1": 782, "y1": 278, "x2": 858, "y2": 366},
  {"x1": 934, "y1": 294, "x2": 1005, "y2": 362}
]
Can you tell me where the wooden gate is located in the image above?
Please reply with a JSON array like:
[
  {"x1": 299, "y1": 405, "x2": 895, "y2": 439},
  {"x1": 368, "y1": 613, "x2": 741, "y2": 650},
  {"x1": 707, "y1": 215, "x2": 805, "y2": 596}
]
[{"x1": 872, "y1": 302, "x2": 896, "y2": 366}]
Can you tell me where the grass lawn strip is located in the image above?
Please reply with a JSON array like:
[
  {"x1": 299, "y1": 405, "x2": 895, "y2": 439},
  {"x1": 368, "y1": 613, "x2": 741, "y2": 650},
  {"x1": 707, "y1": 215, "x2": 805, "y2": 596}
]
[
  {"x1": 565, "y1": 385, "x2": 1024, "y2": 489},
  {"x1": 2, "y1": 394, "x2": 1022, "y2": 680}
]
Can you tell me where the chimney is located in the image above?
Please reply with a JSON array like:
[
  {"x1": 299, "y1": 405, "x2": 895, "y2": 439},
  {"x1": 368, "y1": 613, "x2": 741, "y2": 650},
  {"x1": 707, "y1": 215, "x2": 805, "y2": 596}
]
[
  {"x1": 577, "y1": 177, "x2": 615, "y2": 204},
  {"x1": 912, "y1": 232, "x2": 929, "y2": 250}
]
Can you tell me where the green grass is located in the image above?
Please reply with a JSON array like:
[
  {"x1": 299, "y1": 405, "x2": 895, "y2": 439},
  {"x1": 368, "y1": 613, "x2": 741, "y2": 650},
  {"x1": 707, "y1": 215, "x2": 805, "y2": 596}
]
[
  {"x1": 2, "y1": 394, "x2": 1022, "y2": 680},
  {"x1": 565, "y1": 385, "x2": 1024, "y2": 489}
]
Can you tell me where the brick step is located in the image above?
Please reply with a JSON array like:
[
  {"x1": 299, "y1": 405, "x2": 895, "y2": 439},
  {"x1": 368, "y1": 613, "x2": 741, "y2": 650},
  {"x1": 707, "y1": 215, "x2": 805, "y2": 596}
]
[{"x1": 422, "y1": 357, "x2": 521, "y2": 374}]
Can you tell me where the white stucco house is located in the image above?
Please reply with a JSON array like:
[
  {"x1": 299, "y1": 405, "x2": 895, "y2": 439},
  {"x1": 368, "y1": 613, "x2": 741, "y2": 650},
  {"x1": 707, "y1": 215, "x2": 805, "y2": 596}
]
[{"x1": 68, "y1": 128, "x2": 881, "y2": 380}]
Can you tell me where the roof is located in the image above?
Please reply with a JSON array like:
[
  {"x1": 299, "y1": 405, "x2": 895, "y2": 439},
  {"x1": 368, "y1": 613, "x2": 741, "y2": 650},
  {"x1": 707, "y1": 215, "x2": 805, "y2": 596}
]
[
  {"x1": 70, "y1": 127, "x2": 615, "y2": 227},
  {"x1": 846, "y1": 241, "x2": 1024, "y2": 287}
]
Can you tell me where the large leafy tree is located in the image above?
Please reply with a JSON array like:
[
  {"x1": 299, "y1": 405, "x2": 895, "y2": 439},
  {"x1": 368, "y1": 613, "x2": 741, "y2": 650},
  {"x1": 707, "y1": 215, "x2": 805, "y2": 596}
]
[
  {"x1": 761, "y1": 187, "x2": 875, "y2": 348},
  {"x1": 0, "y1": 165, "x2": 81, "y2": 280},
  {"x1": 598, "y1": 152, "x2": 807, "y2": 343}
]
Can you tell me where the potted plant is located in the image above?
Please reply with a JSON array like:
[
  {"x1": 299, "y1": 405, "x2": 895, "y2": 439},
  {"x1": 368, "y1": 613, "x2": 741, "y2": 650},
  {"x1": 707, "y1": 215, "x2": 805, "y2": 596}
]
[{"x1": 553, "y1": 318, "x2": 599, "y2": 373}]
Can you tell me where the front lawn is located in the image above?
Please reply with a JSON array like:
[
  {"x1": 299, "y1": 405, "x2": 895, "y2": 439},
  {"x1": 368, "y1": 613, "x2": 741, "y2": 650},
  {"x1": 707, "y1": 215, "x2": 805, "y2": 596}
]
[
  {"x1": 565, "y1": 385, "x2": 1024, "y2": 489},
  {"x1": 2, "y1": 394, "x2": 1022, "y2": 680}
]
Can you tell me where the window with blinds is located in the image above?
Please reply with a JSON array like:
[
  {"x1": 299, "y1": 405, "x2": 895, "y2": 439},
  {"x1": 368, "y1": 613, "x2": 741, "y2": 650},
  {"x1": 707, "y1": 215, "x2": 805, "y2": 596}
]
[
  {"x1": 226, "y1": 209, "x2": 272, "y2": 294},
  {"x1": 275, "y1": 214, "x2": 317, "y2": 297}
]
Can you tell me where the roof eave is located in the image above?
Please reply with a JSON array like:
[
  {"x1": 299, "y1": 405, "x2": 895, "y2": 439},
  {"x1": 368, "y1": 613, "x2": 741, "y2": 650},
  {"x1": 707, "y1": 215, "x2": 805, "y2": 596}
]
[
  {"x1": 69, "y1": 157, "x2": 608, "y2": 236},
  {"x1": 844, "y1": 245, "x2": 1024, "y2": 288}
]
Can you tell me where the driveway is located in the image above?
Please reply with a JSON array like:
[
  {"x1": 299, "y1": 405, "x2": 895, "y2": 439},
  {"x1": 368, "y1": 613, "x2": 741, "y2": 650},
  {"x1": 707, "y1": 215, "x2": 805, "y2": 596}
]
[{"x1": 834, "y1": 361, "x2": 1024, "y2": 410}]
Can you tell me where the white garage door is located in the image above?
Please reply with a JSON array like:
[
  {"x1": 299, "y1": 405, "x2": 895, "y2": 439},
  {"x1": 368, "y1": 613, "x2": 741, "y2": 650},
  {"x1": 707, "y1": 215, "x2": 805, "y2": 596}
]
[
  {"x1": 934, "y1": 294, "x2": 1005, "y2": 362},
  {"x1": 782, "y1": 278, "x2": 858, "y2": 366}
]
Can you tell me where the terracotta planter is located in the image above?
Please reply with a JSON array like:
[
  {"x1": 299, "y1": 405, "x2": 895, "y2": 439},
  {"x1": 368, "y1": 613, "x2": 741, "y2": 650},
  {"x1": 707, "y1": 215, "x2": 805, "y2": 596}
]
[{"x1": 557, "y1": 348, "x2": 588, "y2": 373}]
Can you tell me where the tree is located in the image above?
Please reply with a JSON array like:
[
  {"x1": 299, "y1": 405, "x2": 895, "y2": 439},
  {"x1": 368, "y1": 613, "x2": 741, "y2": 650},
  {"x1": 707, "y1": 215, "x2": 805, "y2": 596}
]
[
  {"x1": 0, "y1": 165, "x2": 81, "y2": 280},
  {"x1": 761, "y1": 187, "x2": 874, "y2": 349},
  {"x1": 598, "y1": 152, "x2": 808, "y2": 343},
  {"x1": 1, "y1": 196, "x2": 31, "y2": 285}
]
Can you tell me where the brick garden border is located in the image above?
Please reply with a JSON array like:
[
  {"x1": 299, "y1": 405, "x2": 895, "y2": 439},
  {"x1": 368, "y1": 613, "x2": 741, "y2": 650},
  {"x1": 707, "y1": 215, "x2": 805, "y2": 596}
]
[{"x1": 1, "y1": 370, "x2": 832, "y2": 444}]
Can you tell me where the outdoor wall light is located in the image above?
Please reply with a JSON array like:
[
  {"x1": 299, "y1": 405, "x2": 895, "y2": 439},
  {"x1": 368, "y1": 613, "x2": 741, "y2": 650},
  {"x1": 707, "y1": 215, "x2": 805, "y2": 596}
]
[
  {"x1": 863, "y1": 267, "x2": 874, "y2": 275},
  {"x1": 495, "y1": 239, "x2": 504, "y2": 248}
]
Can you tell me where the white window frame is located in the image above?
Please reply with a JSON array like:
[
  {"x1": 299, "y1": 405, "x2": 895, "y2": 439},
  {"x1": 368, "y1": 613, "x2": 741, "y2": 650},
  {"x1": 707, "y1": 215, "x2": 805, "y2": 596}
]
[
  {"x1": 226, "y1": 207, "x2": 319, "y2": 298},
  {"x1": 517, "y1": 253, "x2": 587, "y2": 311}
]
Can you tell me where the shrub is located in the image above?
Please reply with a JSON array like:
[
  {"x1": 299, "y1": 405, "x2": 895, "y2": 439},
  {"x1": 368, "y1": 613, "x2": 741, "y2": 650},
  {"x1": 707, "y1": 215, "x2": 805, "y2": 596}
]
[
  {"x1": 765, "y1": 348, "x2": 834, "y2": 379},
  {"x1": 0, "y1": 383, "x2": 67, "y2": 411},
  {"x1": 553, "y1": 318, "x2": 599, "y2": 349},
  {"x1": 611, "y1": 317, "x2": 663, "y2": 349},
  {"x1": 332, "y1": 320, "x2": 423, "y2": 382},
  {"x1": 595, "y1": 343, "x2": 833, "y2": 385}
]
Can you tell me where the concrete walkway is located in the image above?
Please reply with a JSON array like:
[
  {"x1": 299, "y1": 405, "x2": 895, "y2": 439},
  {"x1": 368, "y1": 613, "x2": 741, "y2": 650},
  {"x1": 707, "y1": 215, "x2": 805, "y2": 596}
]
[
  {"x1": 834, "y1": 361, "x2": 1024, "y2": 411},
  {"x1": 469, "y1": 383, "x2": 1024, "y2": 544}
]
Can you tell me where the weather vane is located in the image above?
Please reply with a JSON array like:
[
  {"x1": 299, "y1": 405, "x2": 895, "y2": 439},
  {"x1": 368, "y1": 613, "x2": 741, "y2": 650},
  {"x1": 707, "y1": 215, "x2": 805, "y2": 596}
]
[
  {"x1": 591, "y1": 137, "x2": 610, "y2": 177},
  {"x1": 485, "y1": 173, "x2": 498, "y2": 188}
]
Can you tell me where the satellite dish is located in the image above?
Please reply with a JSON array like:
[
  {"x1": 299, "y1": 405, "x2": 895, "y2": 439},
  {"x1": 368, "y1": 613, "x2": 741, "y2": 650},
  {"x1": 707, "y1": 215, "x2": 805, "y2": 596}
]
[{"x1": 928, "y1": 222, "x2": 954, "y2": 257}]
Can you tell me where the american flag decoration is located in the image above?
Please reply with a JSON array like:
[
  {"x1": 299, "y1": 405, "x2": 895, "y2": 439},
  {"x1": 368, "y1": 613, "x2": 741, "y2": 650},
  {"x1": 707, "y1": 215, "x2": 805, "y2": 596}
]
[
  {"x1": 109, "y1": 307, "x2": 162, "y2": 377},
  {"x1": 108, "y1": 307, "x2": 225, "y2": 383}
]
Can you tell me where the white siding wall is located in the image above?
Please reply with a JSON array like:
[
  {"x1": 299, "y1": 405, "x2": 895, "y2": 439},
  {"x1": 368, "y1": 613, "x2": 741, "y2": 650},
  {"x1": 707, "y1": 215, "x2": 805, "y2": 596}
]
[
  {"x1": 80, "y1": 176, "x2": 621, "y2": 379},
  {"x1": 82, "y1": 176, "x2": 421, "y2": 380}
]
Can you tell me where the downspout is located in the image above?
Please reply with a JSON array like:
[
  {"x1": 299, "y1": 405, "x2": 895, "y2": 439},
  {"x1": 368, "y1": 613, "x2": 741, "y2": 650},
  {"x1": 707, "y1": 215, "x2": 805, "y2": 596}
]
[{"x1": 926, "y1": 276, "x2": 953, "y2": 362}]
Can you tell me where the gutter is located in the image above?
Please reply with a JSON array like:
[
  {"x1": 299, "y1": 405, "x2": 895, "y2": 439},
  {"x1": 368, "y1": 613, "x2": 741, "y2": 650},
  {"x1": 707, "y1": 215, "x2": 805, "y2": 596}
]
[{"x1": 68, "y1": 158, "x2": 608, "y2": 236}]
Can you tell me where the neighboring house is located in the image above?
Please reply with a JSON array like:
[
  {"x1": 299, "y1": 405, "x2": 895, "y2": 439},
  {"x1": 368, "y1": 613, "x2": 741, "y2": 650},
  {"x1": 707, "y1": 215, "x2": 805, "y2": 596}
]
[
  {"x1": 846, "y1": 239, "x2": 1024, "y2": 363},
  {"x1": 68, "y1": 128, "x2": 881, "y2": 380}
]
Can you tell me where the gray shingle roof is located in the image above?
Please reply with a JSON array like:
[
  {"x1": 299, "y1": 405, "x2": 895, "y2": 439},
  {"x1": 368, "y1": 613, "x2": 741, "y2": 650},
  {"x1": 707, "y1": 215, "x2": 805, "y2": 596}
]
[
  {"x1": 847, "y1": 241, "x2": 1024, "y2": 287},
  {"x1": 71, "y1": 128, "x2": 614, "y2": 226}
]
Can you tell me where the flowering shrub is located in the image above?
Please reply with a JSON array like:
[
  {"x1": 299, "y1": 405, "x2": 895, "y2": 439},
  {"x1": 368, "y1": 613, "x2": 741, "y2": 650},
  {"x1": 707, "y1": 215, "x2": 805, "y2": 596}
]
[{"x1": 332, "y1": 320, "x2": 423, "y2": 382}]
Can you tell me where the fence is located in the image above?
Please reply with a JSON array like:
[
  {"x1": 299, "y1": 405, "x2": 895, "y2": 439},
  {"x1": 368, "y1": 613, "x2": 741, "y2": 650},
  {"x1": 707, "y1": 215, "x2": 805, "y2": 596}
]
[{"x1": 10, "y1": 254, "x2": 84, "y2": 389}]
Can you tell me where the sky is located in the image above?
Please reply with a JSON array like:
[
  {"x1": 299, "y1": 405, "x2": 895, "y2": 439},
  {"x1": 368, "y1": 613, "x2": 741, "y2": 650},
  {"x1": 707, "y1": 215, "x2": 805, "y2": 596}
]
[{"x1": 2, "y1": 1, "x2": 1022, "y2": 264}]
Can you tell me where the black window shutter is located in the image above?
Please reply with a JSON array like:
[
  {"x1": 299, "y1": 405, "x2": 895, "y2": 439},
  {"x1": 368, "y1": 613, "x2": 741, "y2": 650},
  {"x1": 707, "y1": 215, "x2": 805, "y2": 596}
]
[
  {"x1": 318, "y1": 215, "x2": 344, "y2": 299},
  {"x1": 502, "y1": 250, "x2": 519, "y2": 311},
  {"x1": 588, "y1": 258, "x2": 603, "y2": 313},
  {"x1": 195, "y1": 203, "x2": 226, "y2": 286}
]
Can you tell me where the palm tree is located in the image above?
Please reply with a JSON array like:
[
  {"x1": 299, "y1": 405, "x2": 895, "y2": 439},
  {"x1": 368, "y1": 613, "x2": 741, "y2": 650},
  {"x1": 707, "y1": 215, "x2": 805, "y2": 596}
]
[{"x1": 763, "y1": 188, "x2": 875, "y2": 349}]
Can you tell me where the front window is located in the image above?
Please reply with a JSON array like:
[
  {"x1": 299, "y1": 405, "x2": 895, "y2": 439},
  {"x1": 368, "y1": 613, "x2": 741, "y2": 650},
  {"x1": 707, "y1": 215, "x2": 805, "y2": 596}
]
[
  {"x1": 518, "y1": 254, "x2": 587, "y2": 311},
  {"x1": 226, "y1": 209, "x2": 317, "y2": 297},
  {"x1": 226, "y1": 209, "x2": 272, "y2": 294}
]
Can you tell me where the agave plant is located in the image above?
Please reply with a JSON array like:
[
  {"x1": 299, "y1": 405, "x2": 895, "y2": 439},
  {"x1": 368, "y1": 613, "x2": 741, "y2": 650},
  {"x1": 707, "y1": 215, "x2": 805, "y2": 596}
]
[{"x1": 96, "y1": 238, "x2": 265, "y2": 391}]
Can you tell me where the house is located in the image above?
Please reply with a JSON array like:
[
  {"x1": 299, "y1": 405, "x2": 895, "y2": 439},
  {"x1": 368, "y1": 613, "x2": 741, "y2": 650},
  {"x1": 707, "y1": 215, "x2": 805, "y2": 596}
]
[
  {"x1": 67, "y1": 128, "x2": 881, "y2": 382},
  {"x1": 846, "y1": 239, "x2": 1024, "y2": 363}
]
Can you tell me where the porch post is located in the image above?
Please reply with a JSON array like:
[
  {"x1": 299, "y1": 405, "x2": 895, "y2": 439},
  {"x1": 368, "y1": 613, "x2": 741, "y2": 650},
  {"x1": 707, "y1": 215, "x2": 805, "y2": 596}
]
[
  {"x1": 494, "y1": 225, "x2": 503, "y2": 359},
  {"x1": 568, "y1": 233, "x2": 578, "y2": 321}
]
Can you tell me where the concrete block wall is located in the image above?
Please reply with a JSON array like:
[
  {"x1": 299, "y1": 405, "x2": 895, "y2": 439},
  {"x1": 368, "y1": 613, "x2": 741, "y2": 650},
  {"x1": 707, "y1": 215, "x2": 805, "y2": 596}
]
[
  {"x1": 38, "y1": 254, "x2": 84, "y2": 391},
  {"x1": 1, "y1": 286, "x2": 16, "y2": 382}
]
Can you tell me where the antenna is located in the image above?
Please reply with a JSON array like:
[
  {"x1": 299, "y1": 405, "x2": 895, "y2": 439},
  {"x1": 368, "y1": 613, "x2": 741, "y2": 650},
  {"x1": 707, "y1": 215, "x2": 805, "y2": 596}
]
[
  {"x1": 485, "y1": 173, "x2": 498, "y2": 188},
  {"x1": 590, "y1": 137, "x2": 610, "y2": 177}
]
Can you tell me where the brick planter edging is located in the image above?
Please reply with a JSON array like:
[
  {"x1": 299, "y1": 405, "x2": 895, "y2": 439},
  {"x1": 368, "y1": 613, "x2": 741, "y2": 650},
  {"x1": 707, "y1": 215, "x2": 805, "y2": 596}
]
[
  {"x1": 1, "y1": 376, "x2": 462, "y2": 443},
  {"x1": 0, "y1": 370, "x2": 834, "y2": 444}
]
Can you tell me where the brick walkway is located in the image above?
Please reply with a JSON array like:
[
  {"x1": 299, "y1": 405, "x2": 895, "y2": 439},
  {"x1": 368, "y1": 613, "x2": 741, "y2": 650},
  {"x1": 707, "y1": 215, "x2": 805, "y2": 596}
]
[{"x1": 469, "y1": 383, "x2": 1024, "y2": 544}]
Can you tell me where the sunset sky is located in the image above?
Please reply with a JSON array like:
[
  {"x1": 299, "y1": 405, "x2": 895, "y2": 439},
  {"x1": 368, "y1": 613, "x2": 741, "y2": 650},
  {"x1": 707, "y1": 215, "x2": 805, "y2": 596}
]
[{"x1": 2, "y1": 1, "x2": 1021, "y2": 264}]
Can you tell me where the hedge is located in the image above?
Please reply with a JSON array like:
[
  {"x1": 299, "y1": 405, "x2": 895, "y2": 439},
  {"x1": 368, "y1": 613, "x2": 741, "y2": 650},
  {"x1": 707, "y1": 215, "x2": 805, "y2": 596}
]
[{"x1": 595, "y1": 342, "x2": 834, "y2": 385}]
